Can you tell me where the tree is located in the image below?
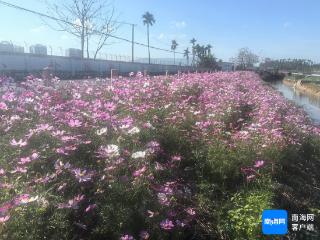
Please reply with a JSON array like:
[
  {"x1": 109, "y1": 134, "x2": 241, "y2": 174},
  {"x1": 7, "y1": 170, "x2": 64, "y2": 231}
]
[
  {"x1": 171, "y1": 40, "x2": 178, "y2": 65},
  {"x1": 184, "y1": 48, "x2": 190, "y2": 66},
  {"x1": 206, "y1": 44, "x2": 212, "y2": 55},
  {"x1": 234, "y1": 48, "x2": 259, "y2": 70},
  {"x1": 190, "y1": 38, "x2": 196, "y2": 66},
  {"x1": 142, "y1": 12, "x2": 155, "y2": 64},
  {"x1": 44, "y1": 0, "x2": 119, "y2": 59},
  {"x1": 193, "y1": 43, "x2": 219, "y2": 69}
]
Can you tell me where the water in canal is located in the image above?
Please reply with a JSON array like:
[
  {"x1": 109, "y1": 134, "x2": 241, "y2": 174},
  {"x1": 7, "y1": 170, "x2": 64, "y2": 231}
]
[{"x1": 271, "y1": 81, "x2": 320, "y2": 125}]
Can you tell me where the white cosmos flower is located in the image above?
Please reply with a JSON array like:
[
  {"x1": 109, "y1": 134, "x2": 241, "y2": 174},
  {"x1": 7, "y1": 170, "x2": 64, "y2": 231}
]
[
  {"x1": 96, "y1": 127, "x2": 108, "y2": 136},
  {"x1": 106, "y1": 144, "x2": 120, "y2": 157},
  {"x1": 131, "y1": 151, "x2": 146, "y2": 159},
  {"x1": 127, "y1": 127, "x2": 140, "y2": 135}
]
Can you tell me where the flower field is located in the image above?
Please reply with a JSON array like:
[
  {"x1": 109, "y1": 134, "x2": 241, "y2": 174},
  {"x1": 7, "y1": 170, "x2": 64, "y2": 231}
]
[{"x1": 0, "y1": 72, "x2": 320, "y2": 239}]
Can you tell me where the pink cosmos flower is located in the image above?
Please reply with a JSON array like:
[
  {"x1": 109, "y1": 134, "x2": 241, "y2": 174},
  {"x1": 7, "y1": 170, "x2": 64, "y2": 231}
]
[
  {"x1": 68, "y1": 119, "x2": 82, "y2": 128},
  {"x1": 0, "y1": 168, "x2": 5, "y2": 175},
  {"x1": 146, "y1": 141, "x2": 160, "y2": 153},
  {"x1": 57, "y1": 183, "x2": 67, "y2": 192},
  {"x1": 147, "y1": 210, "x2": 154, "y2": 218},
  {"x1": 133, "y1": 166, "x2": 147, "y2": 177},
  {"x1": 0, "y1": 215, "x2": 10, "y2": 223},
  {"x1": 73, "y1": 168, "x2": 93, "y2": 183},
  {"x1": 157, "y1": 193, "x2": 170, "y2": 206},
  {"x1": 185, "y1": 207, "x2": 196, "y2": 216},
  {"x1": 139, "y1": 231, "x2": 150, "y2": 239},
  {"x1": 105, "y1": 102, "x2": 116, "y2": 111},
  {"x1": 155, "y1": 162, "x2": 164, "y2": 171},
  {"x1": 160, "y1": 219, "x2": 175, "y2": 230},
  {"x1": 10, "y1": 139, "x2": 28, "y2": 147},
  {"x1": 0, "y1": 202, "x2": 13, "y2": 214},
  {"x1": 0, "y1": 102, "x2": 8, "y2": 110},
  {"x1": 14, "y1": 194, "x2": 31, "y2": 205},
  {"x1": 18, "y1": 157, "x2": 31, "y2": 165},
  {"x1": 171, "y1": 155, "x2": 181, "y2": 162},
  {"x1": 246, "y1": 175, "x2": 256, "y2": 181},
  {"x1": 85, "y1": 204, "x2": 97, "y2": 212},
  {"x1": 11, "y1": 167, "x2": 27, "y2": 173},
  {"x1": 56, "y1": 147, "x2": 69, "y2": 155},
  {"x1": 254, "y1": 160, "x2": 265, "y2": 168},
  {"x1": 0, "y1": 183, "x2": 13, "y2": 189},
  {"x1": 175, "y1": 220, "x2": 187, "y2": 227},
  {"x1": 31, "y1": 152, "x2": 39, "y2": 160},
  {"x1": 120, "y1": 234, "x2": 134, "y2": 240},
  {"x1": 58, "y1": 194, "x2": 85, "y2": 209}
]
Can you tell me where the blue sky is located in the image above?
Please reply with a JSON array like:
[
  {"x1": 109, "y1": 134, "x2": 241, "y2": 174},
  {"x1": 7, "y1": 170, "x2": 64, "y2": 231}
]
[{"x1": 0, "y1": 0, "x2": 320, "y2": 62}]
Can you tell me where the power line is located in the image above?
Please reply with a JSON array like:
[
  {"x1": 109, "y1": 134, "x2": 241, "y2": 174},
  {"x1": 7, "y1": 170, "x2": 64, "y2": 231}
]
[{"x1": 0, "y1": 0, "x2": 185, "y2": 55}]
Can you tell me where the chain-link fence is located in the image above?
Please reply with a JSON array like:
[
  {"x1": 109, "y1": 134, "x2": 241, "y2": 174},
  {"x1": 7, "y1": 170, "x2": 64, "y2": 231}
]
[{"x1": 0, "y1": 40, "x2": 189, "y2": 66}]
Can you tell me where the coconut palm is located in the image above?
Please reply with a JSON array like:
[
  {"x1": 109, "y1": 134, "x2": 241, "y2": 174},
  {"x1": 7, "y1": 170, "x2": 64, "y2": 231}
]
[
  {"x1": 142, "y1": 12, "x2": 155, "y2": 64},
  {"x1": 184, "y1": 48, "x2": 190, "y2": 66},
  {"x1": 171, "y1": 40, "x2": 178, "y2": 65},
  {"x1": 190, "y1": 38, "x2": 196, "y2": 65}
]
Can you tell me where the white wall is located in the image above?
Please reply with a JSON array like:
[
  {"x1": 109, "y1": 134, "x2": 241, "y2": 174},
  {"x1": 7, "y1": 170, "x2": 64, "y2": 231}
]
[{"x1": 0, "y1": 53, "x2": 198, "y2": 79}]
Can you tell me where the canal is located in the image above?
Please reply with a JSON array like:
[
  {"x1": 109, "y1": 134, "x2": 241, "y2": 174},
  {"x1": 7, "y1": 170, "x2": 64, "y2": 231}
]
[{"x1": 272, "y1": 81, "x2": 320, "y2": 125}]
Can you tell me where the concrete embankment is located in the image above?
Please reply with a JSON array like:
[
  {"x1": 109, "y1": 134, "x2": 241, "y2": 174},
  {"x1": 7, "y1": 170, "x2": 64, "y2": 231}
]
[{"x1": 283, "y1": 78, "x2": 320, "y2": 98}]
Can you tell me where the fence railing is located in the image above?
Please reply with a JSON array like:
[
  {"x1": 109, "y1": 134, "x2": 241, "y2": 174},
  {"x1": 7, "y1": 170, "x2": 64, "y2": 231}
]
[{"x1": 0, "y1": 41, "x2": 190, "y2": 66}]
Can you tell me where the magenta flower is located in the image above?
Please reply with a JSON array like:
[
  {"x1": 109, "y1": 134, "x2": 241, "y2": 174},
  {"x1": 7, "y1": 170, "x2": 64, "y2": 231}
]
[
  {"x1": 0, "y1": 168, "x2": 5, "y2": 175},
  {"x1": 254, "y1": 160, "x2": 265, "y2": 168},
  {"x1": 73, "y1": 168, "x2": 93, "y2": 183},
  {"x1": 160, "y1": 219, "x2": 175, "y2": 230}
]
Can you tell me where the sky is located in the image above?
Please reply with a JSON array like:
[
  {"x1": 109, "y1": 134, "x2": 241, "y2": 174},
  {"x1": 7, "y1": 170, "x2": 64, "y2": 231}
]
[{"x1": 0, "y1": 0, "x2": 320, "y2": 62}]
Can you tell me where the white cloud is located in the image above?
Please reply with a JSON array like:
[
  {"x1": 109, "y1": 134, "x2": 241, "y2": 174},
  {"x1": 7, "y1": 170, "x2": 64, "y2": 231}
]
[
  {"x1": 158, "y1": 33, "x2": 165, "y2": 39},
  {"x1": 30, "y1": 26, "x2": 46, "y2": 33},
  {"x1": 171, "y1": 21, "x2": 187, "y2": 29},
  {"x1": 156, "y1": 33, "x2": 187, "y2": 41}
]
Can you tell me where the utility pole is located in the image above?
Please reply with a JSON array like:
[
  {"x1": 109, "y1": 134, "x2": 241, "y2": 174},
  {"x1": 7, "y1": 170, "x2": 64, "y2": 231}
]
[{"x1": 131, "y1": 24, "x2": 136, "y2": 62}]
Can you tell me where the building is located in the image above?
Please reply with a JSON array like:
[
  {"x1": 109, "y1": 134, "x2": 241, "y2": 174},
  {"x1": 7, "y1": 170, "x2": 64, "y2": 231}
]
[
  {"x1": 66, "y1": 48, "x2": 82, "y2": 58},
  {"x1": 13, "y1": 45, "x2": 24, "y2": 53},
  {"x1": 218, "y1": 61, "x2": 234, "y2": 71},
  {"x1": 30, "y1": 44, "x2": 47, "y2": 55},
  {"x1": 0, "y1": 41, "x2": 14, "y2": 53}
]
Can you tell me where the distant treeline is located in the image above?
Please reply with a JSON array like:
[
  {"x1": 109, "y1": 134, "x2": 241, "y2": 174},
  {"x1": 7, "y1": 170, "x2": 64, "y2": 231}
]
[{"x1": 260, "y1": 58, "x2": 320, "y2": 73}]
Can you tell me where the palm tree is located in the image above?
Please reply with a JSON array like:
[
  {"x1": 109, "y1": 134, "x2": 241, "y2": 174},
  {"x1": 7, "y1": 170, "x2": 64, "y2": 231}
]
[
  {"x1": 206, "y1": 44, "x2": 212, "y2": 56},
  {"x1": 142, "y1": 12, "x2": 155, "y2": 64},
  {"x1": 171, "y1": 40, "x2": 178, "y2": 65},
  {"x1": 190, "y1": 38, "x2": 196, "y2": 65},
  {"x1": 184, "y1": 48, "x2": 190, "y2": 66}
]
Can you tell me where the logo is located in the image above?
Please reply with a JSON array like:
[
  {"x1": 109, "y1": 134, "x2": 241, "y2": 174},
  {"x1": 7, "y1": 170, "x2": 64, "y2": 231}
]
[{"x1": 262, "y1": 210, "x2": 288, "y2": 235}]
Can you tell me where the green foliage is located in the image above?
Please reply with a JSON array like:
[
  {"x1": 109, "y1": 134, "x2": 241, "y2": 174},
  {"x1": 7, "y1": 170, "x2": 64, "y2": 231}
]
[{"x1": 226, "y1": 185, "x2": 273, "y2": 240}]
